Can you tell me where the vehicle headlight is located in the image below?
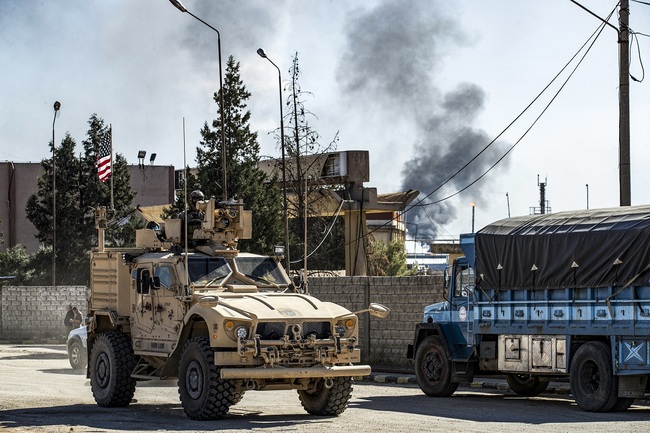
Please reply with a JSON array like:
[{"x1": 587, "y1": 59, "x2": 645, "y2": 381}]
[
  {"x1": 336, "y1": 318, "x2": 357, "y2": 337},
  {"x1": 235, "y1": 326, "x2": 248, "y2": 339}
]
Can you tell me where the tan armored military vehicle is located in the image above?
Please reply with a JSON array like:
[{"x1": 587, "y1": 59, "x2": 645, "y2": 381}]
[{"x1": 87, "y1": 197, "x2": 387, "y2": 420}]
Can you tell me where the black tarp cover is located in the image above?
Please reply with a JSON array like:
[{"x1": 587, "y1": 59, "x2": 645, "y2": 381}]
[{"x1": 474, "y1": 205, "x2": 650, "y2": 289}]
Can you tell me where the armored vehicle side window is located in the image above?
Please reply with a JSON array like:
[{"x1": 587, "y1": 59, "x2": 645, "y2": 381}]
[
  {"x1": 155, "y1": 265, "x2": 177, "y2": 289},
  {"x1": 188, "y1": 257, "x2": 231, "y2": 287},
  {"x1": 234, "y1": 256, "x2": 290, "y2": 286},
  {"x1": 137, "y1": 269, "x2": 151, "y2": 294}
]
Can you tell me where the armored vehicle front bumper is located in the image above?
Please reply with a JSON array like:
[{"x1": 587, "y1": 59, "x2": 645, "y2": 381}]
[{"x1": 220, "y1": 364, "x2": 371, "y2": 380}]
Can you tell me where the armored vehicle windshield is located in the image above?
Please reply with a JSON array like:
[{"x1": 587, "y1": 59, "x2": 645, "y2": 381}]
[
  {"x1": 188, "y1": 256, "x2": 232, "y2": 287},
  {"x1": 233, "y1": 255, "x2": 290, "y2": 287}
]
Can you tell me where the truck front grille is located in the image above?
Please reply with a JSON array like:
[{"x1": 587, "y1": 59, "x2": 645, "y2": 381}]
[{"x1": 255, "y1": 321, "x2": 332, "y2": 340}]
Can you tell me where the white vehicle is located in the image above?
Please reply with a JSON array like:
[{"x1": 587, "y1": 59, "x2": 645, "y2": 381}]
[{"x1": 66, "y1": 326, "x2": 87, "y2": 370}]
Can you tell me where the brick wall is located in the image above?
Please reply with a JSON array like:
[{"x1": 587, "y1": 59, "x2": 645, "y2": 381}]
[
  {"x1": 0, "y1": 286, "x2": 88, "y2": 340},
  {"x1": 0, "y1": 277, "x2": 445, "y2": 367}
]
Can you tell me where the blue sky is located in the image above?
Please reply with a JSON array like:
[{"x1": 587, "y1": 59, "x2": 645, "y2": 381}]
[{"x1": 1, "y1": 0, "x2": 649, "y2": 242}]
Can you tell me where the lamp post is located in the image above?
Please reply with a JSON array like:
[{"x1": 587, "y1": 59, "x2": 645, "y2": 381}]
[
  {"x1": 52, "y1": 101, "x2": 60, "y2": 288},
  {"x1": 257, "y1": 47, "x2": 290, "y2": 273},
  {"x1": 169, "y1": 0, "x2": 227, "y2": 200},
  {"x1": 470, "y1": 202, "x2": 476, "y2": 233}
]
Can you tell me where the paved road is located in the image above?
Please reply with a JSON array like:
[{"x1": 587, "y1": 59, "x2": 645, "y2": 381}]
[{"x1": 1, "y1": 344, "x2": 649, "y2": 433}]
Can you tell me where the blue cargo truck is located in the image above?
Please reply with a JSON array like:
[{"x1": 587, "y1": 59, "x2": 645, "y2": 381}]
[{"x1": 407, "y1": 205, "x2": 650, "y2": 411}]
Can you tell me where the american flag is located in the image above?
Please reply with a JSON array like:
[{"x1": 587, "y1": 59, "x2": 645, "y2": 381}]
[{"x1": 97, "y1": 130, "x2": 112, "y2": 182}]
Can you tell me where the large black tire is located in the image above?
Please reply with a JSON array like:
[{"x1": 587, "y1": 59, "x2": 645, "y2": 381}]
[
  {"x1": 68, "y1": 339, "x2": 87, "y2": 370},
  {"x1": 298, "y1": 376, "x2": 353, "y2": 416},
  {"x1": 89, "y1": 332, "x2": 137, "y2": 407},
  {"x1": 506, "y1": 374, "x2": 549, "y2": 396},
  {"x1": 570, "y1": 341, "x2": 619, "y2": 412},
  {"x1": 610, "y1": 396, "x2": 635, "y2": 411},
  {"x1": 414, "y1": 336, "x2": 459, "y2": 397},
  {"x1": 178, "y1": 337, "x2": 235, "y2": 420}
]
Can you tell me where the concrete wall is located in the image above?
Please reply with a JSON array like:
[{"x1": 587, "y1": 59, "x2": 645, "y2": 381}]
[
  {"x1": 0, "y1": 285, "x2": 88, "y2": 340},
  {"x1": 308, "y1": 275, "x2": 444, "y2": 366},
  {"x1": 0, "y1": 276, "x2": 445, "y2": 367}
]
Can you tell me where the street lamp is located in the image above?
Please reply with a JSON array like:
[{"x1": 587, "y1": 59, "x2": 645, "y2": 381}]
[
  {"x1": 169, "y1": 0, "x2": 228, "y2": 200},
  {"x1": 52, "y1": 100, "x2": 60, "y2": 288},
  {"x1": 257, "y1": 47, "x2": 290, "y2": 272}
]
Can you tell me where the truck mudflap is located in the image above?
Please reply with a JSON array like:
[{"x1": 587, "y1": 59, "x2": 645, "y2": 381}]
[{"x1": 220, "y1": 364, "x2": 371, "y2": 380}]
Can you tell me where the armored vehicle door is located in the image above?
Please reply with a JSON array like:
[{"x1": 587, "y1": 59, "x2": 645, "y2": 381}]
[
  {"x1": 132, "y1": 265, "x2": 155, "y2": 338},
  {"x1": 131, "y1": 262, "x2": 185, "y2": 354},
  {"x1": 150, "y1": 263, "x2": 185, "y2": 337}
]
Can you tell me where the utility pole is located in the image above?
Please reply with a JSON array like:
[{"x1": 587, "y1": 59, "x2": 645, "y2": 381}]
[
  {"x1": 618, "y1": 0, "x2": 631, "y2": 206},
  {"x1": 570, "y1": 0, "x2": 631, "y2": 205}
]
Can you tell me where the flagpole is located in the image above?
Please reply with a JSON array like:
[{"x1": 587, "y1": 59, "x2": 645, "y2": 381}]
[{"x1": 109, "y1": 125, "x2": 114, "y2": 210}]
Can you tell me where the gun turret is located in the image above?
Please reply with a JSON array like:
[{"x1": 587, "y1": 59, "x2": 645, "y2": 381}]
[{"x1": 134, "y1": 198, "x2": 252, "y2": 254}]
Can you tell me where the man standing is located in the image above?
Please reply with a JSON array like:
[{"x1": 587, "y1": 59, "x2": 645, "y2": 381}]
[
  {"x1": 71, "y1": 307, "x2": 82, "y2": 328},
  {"x1": 63, "y1": 305, "x2": 74, "y2": 334}
]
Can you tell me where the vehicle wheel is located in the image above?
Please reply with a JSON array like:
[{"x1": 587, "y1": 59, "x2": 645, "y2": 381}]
[
  {"x1": 68, "y1": 340, "x2": 87, "y2": 370},
  {"x1": 178, "y1": 337, "x2": 235, "y2": 420},
  {"x1": 231, "y1": 390, "x2": 245, "y2": 405},
  {"x1": 506, "y1": 374, "x2": 549, "y2": 396},
  {"x1": 89, "y1": 332, "x2": 136, "y2": 407},
  {"x1": 414, "y1": 336, "x2": 459, "y2": 397},
  {"x1": 610, "y1": 397, "x2": 635, "y2": 411},
  {"x1": 570, "y1": 341, "x2": 618, "y2": 412},
  {"x1": 298, "y1": 376, "x2": 353, "y2": 416}
]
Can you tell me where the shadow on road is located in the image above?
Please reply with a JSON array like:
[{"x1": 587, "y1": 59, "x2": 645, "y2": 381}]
[
  {"x1": 351, "y1": 390, "x2": 650, "y2": 424},
  {"x1": 0, "y1": 403, "x2": 335, "y2": 432}
]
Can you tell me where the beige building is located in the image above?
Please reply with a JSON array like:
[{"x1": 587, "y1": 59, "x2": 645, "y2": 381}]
[
  {"x1": 258, "y1": 150, "x2": 419, "y2": 276},
  {"x1": 0, "y1": 162, "x2": 175, "y2": 253}
]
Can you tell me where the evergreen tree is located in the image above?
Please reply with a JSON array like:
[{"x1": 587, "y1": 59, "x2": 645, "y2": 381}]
[
  {"x1": 0, "y1": 245, "x2": 34, "y2": 286},
  {"x1": 25, "y1": 114, "x2": 136, "y2": 285},
  {"x1": 80, "y1": 115, "x2": 137, "y2": 249},
  {"x1": 197, "y1": 56, "x2": 283, "y2": 255}
]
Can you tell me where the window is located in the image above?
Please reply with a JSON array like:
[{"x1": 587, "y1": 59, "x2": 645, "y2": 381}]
[
  {"x1": 234, "y1": 256, "x2": 290, "y2": 287},
  {"x1": 187, "y1": 257, "x2": 232, "y2": 287},
  {"x1": 321, "y1": 154, "x2": 340, "y2": 177},
  {"x1": 155, "y1": 265, "x2": 177, "y2": 289},
  {"x1": 454, "y1": 265, "x2": 475, "y2": 298}
]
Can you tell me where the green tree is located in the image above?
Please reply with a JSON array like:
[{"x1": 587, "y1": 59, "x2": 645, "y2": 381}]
[
  {"x1": 80, "y1": 115, "x2": 137, "y2": 248},
  {"x1": 196, "y1": 55, "x2": 283, "y2": 255},
  {"x1": 0, "y1": 245, "x2": 34, "y2": 286},
  {"x1": 367, "y1": 237, "x2": 414, "y2": 276},
  {"x1": 25, "y1": 115, "x2": 136, "y2": 285}
]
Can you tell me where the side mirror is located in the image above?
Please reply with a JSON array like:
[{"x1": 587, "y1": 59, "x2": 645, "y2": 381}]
[
  {"x1": 367, "y1": 303, "x2": 390, "y2": 319},
  {"x1": 347, "y1": 303, "x2": 390, "y2": 319},
  {"x1": 152, "y1": 276, "x2": 161, "y2": 290}
]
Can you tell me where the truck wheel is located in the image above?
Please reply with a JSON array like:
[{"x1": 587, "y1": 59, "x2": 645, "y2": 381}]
[
  {"x1": 506, "y1": 374, "x2": 549, "y2": 396},
  {"x1": 298, "y1": 376, "x2": 353, "y2": 415},
  {"x1": 415, "y1": 336, "x2": 459, "y2": 397},
  {"x1": 89, "y1": 332, "x2": 136, "y2": 407},
  {"x1": 570, "y1": 341, "x2": 619, "y2": 412},
  {"x1": 178, "y1": 337, "x2": 235, "y2": 420},
  {"x1": 610, "y1": 397, "x2": 634, "y2": 411},
  {"x1": 68, "y1": 340, "x2": 87, "y2": 370}
]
